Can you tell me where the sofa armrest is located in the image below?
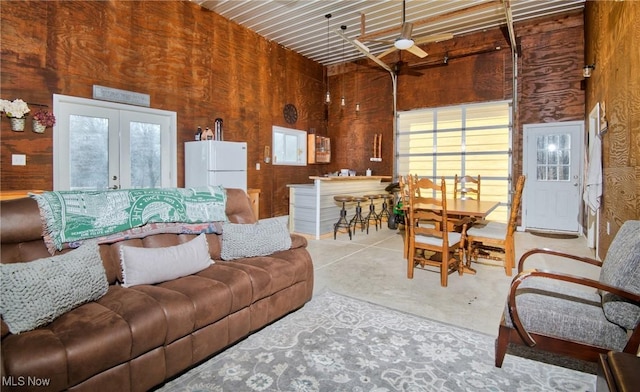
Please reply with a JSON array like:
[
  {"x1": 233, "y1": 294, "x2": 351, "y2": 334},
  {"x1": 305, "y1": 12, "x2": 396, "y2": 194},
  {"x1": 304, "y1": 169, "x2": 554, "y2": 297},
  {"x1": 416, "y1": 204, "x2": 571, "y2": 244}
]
[
  {"x1": 290, "y1": 234, "x2": 308, "y2": 250},
  {"x1": 517, "y1": 248, "x2": 602, "y2": 273}
]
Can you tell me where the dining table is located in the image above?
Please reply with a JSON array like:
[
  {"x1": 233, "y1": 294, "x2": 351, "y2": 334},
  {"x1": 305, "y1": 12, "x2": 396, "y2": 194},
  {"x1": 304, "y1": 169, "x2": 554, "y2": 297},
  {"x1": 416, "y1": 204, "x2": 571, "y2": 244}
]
[{"x1": 404, "y1": 198, "x2": 500, "y2": 275}]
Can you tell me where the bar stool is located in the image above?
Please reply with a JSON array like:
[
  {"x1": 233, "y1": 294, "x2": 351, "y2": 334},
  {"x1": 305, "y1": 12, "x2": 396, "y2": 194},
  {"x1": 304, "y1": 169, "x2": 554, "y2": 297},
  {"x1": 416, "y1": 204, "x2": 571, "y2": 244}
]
[
  {"x1": 349, "y1": 196, "x2": 369, "y2": 235},
  {"x1": 378, "y1": 193, "x2": 393, "y2": 224},
  {"x1": 363, "y1": 194, "x2": 381, "y2": 233},
  {"x1": 333, "y1": 195, "x2": 354, "y2": 240}
]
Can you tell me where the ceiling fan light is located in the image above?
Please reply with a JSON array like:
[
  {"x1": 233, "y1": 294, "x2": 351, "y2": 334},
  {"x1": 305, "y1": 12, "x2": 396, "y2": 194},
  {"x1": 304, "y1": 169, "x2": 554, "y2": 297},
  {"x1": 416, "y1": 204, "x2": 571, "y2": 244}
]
[{"x1": 395, "y1": 38, "x2": 414, "y2": 50}]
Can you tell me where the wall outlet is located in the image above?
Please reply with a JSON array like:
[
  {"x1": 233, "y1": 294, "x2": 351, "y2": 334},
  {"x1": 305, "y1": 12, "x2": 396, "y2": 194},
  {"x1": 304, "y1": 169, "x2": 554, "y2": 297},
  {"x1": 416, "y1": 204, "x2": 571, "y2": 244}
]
[
  {"x1": 12, "y1": 154, "x2": 26, "y2": 166},
  {"x1": 256, "y1": 162, "x2": 260, "y2": 170}
]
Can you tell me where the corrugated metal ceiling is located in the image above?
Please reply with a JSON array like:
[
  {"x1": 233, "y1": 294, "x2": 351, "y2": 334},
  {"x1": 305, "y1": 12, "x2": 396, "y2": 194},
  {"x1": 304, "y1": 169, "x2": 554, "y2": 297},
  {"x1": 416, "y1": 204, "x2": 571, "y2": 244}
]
[{"x1": 191, "y1": 0, "x2": 585, "y2": 66}]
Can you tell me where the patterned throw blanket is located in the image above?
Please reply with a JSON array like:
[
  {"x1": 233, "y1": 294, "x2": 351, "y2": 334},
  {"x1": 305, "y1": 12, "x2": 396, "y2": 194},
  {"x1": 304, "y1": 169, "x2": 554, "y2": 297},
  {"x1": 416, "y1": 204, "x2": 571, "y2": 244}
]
[{"x1": 31, "y1": 187, "x2": 228, "y2": 252}]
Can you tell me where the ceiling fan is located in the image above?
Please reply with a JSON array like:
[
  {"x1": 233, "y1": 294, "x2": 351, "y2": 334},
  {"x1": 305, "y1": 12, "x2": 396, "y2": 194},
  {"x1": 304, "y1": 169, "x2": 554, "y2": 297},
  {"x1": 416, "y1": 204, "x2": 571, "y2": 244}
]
[{"x1": 375, "y1": 0, "x2": 453, "y2": 60}]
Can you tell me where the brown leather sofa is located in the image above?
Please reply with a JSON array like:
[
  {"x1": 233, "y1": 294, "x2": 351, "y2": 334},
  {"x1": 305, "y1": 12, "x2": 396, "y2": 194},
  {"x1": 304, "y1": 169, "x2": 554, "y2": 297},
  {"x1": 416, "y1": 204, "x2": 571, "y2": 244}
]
[{"x1": 0, "y1": 189, "x2": 314, "y2": 392}]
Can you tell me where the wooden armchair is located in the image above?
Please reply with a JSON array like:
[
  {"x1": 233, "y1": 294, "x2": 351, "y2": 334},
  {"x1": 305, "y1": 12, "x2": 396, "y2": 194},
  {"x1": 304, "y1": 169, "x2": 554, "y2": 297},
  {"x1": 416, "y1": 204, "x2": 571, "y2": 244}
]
[
  {"x1": 406, "y1": 176, "x2": 468, "y2": 287},
  {"x1": 495, "y1": 220, "x2": 640, "y2": 368}
]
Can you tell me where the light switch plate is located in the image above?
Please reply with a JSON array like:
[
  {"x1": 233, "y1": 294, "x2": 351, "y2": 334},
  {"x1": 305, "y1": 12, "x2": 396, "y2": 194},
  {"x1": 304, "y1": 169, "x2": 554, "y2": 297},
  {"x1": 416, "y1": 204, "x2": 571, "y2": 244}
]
[{"x1": 12, "y1": 154, "x2": 26, "y2": 166}]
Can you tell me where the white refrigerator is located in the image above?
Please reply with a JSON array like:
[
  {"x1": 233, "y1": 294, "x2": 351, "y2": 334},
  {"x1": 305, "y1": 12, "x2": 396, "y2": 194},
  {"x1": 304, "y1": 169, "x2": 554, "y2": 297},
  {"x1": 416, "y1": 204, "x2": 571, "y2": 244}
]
[{"x1": 185, "y1": 140, "x2": 247, "y2": 192}]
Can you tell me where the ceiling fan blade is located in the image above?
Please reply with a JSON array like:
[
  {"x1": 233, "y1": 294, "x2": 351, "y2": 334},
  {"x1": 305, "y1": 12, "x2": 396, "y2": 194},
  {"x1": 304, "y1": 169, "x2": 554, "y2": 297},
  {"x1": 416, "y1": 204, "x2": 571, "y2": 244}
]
[
  {"x1": 400, "y1": 22, "x2": 413, "y2": 40},
  {"x1": 413, "y1": 33, "x2": 454, "y2": 45},
  {"x1": 335, "y1": 30, "x2": 393, "y2": 73},
  {"x1": 406, "y1": 45, "x2": 428, "y2": 58},
  {"x1": 353, "y1": 39, "x2": 371, "y2": 53},
  {"x1": 377, "y1": 46, "x2": 399, "y2": 59}
]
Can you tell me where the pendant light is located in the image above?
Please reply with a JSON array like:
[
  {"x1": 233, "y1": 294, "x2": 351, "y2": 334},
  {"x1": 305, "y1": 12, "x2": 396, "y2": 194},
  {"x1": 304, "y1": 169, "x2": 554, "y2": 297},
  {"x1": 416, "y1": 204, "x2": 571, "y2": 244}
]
[
  {"x1": 340, "y1": 25, "x2": 347, "y2": 107},
  {"x1": 355, "y1": 62, "x2": 360, "y2": 114},
  {"x1": 325, "y1": 14, "x2": 332, "y2": 104}
]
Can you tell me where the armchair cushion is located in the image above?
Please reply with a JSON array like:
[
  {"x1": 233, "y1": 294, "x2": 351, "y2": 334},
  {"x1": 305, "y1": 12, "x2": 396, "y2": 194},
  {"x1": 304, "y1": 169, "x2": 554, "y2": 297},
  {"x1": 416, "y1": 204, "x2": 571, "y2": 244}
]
[
  {"x1": 504, "y1": 278, "x2": 629, "y2": 350},
  {"x1": 599, "y1": 220, "x2": 640, "y2": 330}
]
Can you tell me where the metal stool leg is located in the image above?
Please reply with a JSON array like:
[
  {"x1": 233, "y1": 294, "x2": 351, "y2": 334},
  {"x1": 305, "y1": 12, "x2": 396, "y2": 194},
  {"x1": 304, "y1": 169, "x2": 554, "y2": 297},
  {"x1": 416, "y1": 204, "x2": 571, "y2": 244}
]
[
  {"x1": 334, "y1": 198, "x2": 352, "y2": 240},
  {"x1": 349, "y1": 197, "x2": 368, "y2": 235},
  {"x1": 378, "y1": 194, "x2": 393, "y2": 224},
  {"x1": 364, "y1": 198, "x2": 380, "y2": 233}
]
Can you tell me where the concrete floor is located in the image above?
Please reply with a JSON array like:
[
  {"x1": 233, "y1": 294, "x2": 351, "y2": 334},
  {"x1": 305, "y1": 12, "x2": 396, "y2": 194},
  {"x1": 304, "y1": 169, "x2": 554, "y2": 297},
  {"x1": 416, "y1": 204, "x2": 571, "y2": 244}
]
[{"x1": 306, "y1": 224, "x2": 600, "y2": 337}]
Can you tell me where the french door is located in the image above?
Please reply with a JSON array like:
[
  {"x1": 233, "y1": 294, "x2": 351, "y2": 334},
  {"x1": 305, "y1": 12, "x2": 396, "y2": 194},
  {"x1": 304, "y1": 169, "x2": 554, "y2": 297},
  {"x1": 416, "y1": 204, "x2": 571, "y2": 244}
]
[
  {"x1": 522, "y1": 121, "x2": 584, "y2": 233},
  {"x1": 53, "y1": 95, "x2": 177, "y2": 191}
]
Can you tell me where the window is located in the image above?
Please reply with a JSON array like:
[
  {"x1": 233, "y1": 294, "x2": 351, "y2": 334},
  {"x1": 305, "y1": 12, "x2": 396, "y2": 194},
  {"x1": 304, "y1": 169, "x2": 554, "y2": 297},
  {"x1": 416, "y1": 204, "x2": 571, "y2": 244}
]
[
  {"x1": 397, "y1": 101, "x2": 512, "y2": 221},
  {"x1": 536, "y1": 133, "x2": 571, "y2": 181},
  {"x1": 272, "y1": 125, "x2": 307, "y2": 166},
  {"x1": 53, "y1": 94, "x2": 177, "y2": 191}
]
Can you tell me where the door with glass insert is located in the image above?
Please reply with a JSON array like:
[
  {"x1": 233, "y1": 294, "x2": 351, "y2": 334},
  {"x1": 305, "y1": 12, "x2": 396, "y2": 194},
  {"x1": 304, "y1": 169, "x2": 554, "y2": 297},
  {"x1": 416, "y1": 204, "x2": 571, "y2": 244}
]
[{"x1": 523, "y1": 121, "x2": 584, "y2": 232}]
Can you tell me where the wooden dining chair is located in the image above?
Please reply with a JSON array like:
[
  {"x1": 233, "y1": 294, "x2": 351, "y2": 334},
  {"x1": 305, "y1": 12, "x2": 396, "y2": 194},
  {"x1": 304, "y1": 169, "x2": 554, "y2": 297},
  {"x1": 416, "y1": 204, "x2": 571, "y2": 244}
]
[
  {"x1": 407, "y1": 176, "x2": 468, "y2": 287},
  {"x1": 454, "y1": 174, "x2": 481, "y2": 200},
  {"x1": 398, "y1": 174, "x2": 413, "y2": 259},
  {"x1": 466, "y1": 175, "x2": 526, "y2": 276}
]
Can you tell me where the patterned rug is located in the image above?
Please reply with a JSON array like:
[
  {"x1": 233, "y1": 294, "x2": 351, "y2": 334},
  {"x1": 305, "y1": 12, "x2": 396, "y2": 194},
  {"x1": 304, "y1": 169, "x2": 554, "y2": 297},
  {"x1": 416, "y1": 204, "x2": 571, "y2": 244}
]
[{"x1": 159, "y1": 291, "x2": 596, "y2": 392}]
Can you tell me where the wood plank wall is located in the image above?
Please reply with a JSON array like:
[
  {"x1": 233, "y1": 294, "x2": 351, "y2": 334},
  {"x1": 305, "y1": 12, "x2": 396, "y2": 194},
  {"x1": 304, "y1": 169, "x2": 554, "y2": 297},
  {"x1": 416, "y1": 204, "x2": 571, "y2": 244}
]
[
  {"x1": 584, "y1": 1, "x2": 640, "y2": 259},
  {"x1": 327, "y1": 12, "x2": 585, "y2": 225},
  {"x1": 3, "y1": 2, "x2": 633, "y2": 257},
  {"x1": 0, "y1": 1, "x2": 328, "y2": 218}
]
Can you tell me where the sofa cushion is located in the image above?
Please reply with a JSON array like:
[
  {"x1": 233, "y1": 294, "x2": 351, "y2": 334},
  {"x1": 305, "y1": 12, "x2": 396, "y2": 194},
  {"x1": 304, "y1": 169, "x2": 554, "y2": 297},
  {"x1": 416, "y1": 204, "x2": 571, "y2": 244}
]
[
  {"x1": 0, "y1": 240, "x2": 108, "y2": 334},
  {"x1": 120, "y1": 233, "x2": 213, "y2": 287},
  {"x1": 599, "y1": 220, "x2": 640, "y2": 330},
  {"x1": 220, "y1": 220, "x2": 292, "y2": 260}
]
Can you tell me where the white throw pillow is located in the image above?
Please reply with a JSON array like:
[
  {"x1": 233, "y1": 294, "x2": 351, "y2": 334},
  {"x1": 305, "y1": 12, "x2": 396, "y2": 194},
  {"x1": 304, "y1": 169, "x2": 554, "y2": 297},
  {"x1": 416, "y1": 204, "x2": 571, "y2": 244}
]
[
  {"x1": 0, "y1": 240, "x2": 108, "y2": 334},
  {"x1": 120, "y1": 233, "x2": 213, "y2": 287}
]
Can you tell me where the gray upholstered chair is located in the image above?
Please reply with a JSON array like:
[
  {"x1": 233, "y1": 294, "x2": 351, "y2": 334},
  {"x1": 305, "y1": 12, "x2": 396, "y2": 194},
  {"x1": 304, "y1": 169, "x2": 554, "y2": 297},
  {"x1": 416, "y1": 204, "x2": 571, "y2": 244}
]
[{"x1": 495, "y1": 220, "x2": 640, "y2": 367}]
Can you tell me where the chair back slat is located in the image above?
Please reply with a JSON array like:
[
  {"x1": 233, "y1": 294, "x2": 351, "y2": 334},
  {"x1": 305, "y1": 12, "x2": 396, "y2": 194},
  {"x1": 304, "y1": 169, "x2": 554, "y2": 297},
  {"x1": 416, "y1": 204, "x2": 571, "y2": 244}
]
[
  {"x1": 454, "y1": 174, "x2": 481, "y2": 200},
  {"x1": 408, "y1": 176, "x2": 449, "y2": 242},
  {"x1": 507, "y1": 175, "x2": 526, "y2": 236}
]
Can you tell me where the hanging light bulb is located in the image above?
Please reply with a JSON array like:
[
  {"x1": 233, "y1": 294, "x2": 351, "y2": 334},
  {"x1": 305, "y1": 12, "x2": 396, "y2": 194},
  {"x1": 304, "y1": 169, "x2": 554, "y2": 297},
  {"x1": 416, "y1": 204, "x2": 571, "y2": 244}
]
[
  {"x1": 324, "y1": 14, "x2": 332, "y2": 104},
  {"x1": 356, "y1": 103, "x2": 360, "y2": 113},
  {"x1": 340, "y1": 25, "x2": 347, "y2": 108}
]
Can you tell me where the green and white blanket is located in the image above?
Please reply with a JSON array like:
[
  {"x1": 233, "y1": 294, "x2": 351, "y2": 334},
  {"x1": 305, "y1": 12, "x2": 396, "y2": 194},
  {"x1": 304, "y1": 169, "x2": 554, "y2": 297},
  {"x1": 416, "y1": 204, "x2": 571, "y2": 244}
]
[{"x1": 31, "y1": 187, "x2": 227, "y2": 252}]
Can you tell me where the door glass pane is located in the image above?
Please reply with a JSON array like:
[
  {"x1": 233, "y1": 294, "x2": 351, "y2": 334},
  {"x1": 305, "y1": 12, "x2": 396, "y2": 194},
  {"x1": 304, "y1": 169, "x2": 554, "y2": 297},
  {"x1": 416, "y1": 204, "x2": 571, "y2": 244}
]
[
  {"x1": 130, "y1": 121, "x2": 161, "y2": 188},
  {"x1": 536, "y1": 133, "x2": 571, "y2": 181},
  {"x1": 69, "y1": 115, "x2": 109, "y2": 190}
]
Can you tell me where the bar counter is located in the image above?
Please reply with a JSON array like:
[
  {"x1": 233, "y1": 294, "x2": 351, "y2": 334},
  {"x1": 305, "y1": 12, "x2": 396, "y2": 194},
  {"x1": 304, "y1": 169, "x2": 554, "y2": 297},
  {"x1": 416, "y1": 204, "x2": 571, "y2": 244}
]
[{"x1": 288, "y1": 176, "x2": 393, "y2": 239}]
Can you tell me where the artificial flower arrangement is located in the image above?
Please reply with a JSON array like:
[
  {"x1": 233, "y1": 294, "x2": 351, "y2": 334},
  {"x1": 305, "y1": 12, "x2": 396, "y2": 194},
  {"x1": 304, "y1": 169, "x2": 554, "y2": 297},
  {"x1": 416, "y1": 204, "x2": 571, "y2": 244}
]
[
  {"x1": 33, "y1": 109, "x2": 56, "y2": 127},
  {"x1": 0, "y1": 98, "x2": 30, "y2": 118}
]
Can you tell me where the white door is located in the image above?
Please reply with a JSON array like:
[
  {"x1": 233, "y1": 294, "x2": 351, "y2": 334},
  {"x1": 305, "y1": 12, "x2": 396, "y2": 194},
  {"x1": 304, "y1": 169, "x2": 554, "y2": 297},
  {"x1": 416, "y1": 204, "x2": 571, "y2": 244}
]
[
  {"x1": 523, "y1": 121, "x2": 584, "y2": 233},
  {"x1": 53, "y1": 95, "x2": 177, "y2": 191}
]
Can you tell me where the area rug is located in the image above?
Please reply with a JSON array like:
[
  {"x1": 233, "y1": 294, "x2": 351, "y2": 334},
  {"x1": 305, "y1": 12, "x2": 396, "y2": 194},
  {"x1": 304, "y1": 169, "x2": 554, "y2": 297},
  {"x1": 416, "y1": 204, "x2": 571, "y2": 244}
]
[{"x1": 159, "y1": 291, "x2": 596, "y2": 392}]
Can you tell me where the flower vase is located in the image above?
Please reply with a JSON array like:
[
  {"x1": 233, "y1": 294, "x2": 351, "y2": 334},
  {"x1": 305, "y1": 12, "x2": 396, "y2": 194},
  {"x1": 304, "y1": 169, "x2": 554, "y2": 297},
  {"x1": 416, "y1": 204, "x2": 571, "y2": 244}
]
[
  {"x1": 32, "y1": 120, "x2": 46, "y2": 134},
  {"x1": 9, "y1": 117, "x2": 26, "y2": 132}
]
